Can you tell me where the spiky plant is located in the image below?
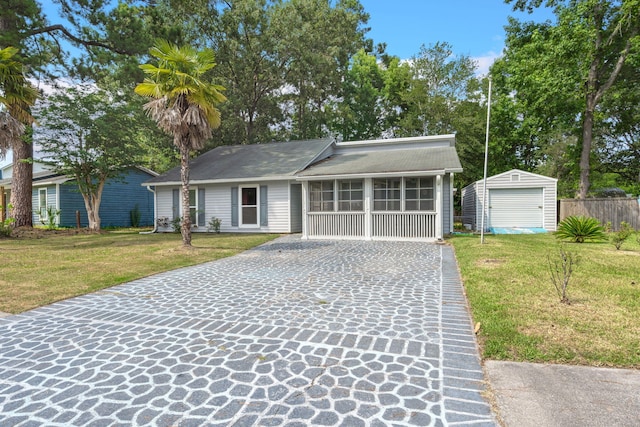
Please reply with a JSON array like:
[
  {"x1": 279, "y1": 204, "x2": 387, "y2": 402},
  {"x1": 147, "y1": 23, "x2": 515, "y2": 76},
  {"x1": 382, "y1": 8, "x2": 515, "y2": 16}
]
[{"x1": 555, "y1": 215, "x2": 606, "y2": 243}]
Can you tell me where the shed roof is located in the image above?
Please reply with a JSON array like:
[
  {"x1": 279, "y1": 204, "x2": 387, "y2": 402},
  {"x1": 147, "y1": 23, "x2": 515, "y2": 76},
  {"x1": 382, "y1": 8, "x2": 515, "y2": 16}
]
[
  {"x1": 145, "y1": 139, "x2": 332, "y2": 185},
  {"x1": 297, "y1": 145, "x2": 462, "y2": 178}
]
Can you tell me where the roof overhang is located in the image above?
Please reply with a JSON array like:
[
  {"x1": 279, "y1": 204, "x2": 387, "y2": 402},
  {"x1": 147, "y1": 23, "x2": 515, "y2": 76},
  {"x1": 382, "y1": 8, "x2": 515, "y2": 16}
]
[
  {"x1": 296, "y1": 169, "x2": 461, "y2": 181},
  {"x1": 142, "y1": 175, "x2": 298, "y2": 187}
]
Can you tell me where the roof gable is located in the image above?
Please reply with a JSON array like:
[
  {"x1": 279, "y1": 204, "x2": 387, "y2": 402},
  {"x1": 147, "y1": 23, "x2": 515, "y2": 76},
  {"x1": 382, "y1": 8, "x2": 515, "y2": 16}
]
[
  {"x1": 482, "y1": 169, "x2": 558, "y2": 184},
  {"x1": 297, "y1": 134, "x2": 462, "y2": 178}
]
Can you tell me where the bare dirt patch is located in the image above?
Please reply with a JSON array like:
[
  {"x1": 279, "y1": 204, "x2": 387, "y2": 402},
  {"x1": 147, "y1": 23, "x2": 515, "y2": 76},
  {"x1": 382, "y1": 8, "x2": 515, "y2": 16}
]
[
  {"x1": 7, "y1": 227, "x2": 104, "y2": 239},
  {"x1": 475, "y1": 258, "x2": 506, "y2": 268}
]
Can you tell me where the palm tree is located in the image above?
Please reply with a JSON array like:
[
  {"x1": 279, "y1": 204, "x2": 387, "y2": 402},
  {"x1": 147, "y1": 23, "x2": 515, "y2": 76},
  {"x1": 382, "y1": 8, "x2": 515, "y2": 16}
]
[
  {"x1": 135, "y1": 40, "x2": 226, "y2": 247},
  {"x1": 0, "y1": 46, "x2": 38, "y2": 227}
]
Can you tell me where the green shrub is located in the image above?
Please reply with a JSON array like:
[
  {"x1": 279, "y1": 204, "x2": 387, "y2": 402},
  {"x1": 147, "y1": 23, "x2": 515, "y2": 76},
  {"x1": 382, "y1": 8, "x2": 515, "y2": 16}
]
[
  {"x1": 207, "y1": 217, "x2": 221, "y2": 233},
  {"x1": 611, "y1": 221, "x2": 634, "y2": 250},
  {"x1": 0, "y1": 204, "x2": 15, "y2": 237},
  {"x1": 40, "y1": 206, "x2": 61, "y2": 230},
  {"x1": 171, "y1": 216, "x2": 182, "y2": 233},
  {"x1": 130, "y1": 204, "x2": 141, "y2": 228},
  {"x1": 555, "y1": 215, "x2": 606, "y2": 243}
]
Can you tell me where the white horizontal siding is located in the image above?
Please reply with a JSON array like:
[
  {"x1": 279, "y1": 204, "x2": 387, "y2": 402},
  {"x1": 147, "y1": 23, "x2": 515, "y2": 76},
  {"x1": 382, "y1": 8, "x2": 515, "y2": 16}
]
[
  {"x1": 263, "y1": 181, "x2": 291, "y2": 233},
  {"x1": 469, "y1": 170, "x2": 557, "y2": 231},
  {"x1": 155, "y1": 181, "x2": 294, "y2": 233},
  {"x1": 155, "y1": 187, "x2": 175, "y2": 232}
]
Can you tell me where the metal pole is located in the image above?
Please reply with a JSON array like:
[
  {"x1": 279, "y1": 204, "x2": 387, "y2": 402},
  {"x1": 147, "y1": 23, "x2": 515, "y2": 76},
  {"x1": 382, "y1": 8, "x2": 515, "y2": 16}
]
[{"x1": 480, "y1": 77, "x2": 492, "y2": 244}]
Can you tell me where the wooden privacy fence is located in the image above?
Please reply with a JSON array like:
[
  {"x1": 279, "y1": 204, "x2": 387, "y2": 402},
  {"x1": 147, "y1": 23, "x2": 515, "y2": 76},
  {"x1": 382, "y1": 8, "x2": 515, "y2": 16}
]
[{"x1": 559, "y1": 198, "x2": 640, "y2": 230}]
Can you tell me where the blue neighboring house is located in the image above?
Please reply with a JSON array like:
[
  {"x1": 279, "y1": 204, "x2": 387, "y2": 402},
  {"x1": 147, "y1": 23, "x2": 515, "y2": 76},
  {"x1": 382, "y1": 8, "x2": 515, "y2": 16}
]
[{"x1": 0, "y1": 163, "x2": 157, "y2": 228}]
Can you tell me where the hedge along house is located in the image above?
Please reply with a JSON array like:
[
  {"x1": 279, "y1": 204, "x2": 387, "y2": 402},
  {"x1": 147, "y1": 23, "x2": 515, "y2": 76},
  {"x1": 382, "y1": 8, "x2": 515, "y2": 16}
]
[
  {"x1": 0, "y1": 166, "x2": 157, "y2": 228},
  {"x1": 144, "y1": 134, "x2": 462, "y2": 241},
  {"x1": 461, "y1": 169, "x2": 558, "y2": 233}
]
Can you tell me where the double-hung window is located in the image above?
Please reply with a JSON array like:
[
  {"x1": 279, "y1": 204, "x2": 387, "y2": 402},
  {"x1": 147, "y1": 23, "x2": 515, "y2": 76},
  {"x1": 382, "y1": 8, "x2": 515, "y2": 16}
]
[
  {"x1": 373, "y1": 178, "x2": 401, "y2": 211},
  {"x1": 405, "y1": 177, "x2": 434, "y2": 211},
  {"x1": 338, "y1": 180, "x2": 363, "y2": 211},
  {"x1": 188, "y1": 189, "x2": 197, "y2": 224},
  {"x1": 309, "y1": 181, "x2": 334, "y2": 212}
]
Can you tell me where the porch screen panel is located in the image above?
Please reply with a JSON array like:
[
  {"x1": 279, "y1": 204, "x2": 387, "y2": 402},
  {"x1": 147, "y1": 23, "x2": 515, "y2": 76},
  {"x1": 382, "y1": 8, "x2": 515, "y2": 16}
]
[
  {"x1": 405, "y1": 177, "x2": 434, "y2": 211},
  {"x1": 373, "y1": 178, "x2": 401, "y2": 211},
  {"x1": 338, "y1": 180, "x2": 363, "y2": 211},
  {"x1": 309, "y1": 181, "x2": 334, "y2": 212}
]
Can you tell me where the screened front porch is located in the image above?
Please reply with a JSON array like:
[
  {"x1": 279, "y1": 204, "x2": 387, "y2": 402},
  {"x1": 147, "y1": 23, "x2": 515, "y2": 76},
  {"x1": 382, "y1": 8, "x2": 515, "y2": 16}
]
[{"x1": 300, "y1": 175, "x2": 448, "y2": 241}]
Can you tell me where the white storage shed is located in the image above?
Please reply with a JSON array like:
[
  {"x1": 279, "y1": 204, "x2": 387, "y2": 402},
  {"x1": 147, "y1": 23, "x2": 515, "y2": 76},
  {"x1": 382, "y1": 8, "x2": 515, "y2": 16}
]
[{"x1": 462, "y1": 169, "x2": 557, "y2": 232}]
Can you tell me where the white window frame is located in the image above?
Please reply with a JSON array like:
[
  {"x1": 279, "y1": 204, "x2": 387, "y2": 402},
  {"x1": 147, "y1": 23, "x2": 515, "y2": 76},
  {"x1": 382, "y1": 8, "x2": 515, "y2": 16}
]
[
  {"x1": 38, "y1": 188, "x2": 48, "y2": 220},
  {"x1": 404, "y1": 176, "x2": 435, "y2": 212},
  {"x1": 338, "y1": 179, "x2": 364, "y2": 212},
  {"x1": 373, "y1": 177, "x2": 401, "y2": 211},
  {"x1": 309, "y1": 181, "x2": 334, "y2": 212},
  {"x1": 179, "y1": 187, "x2": 199, "y2": 227},
  {"x1": 239, "y1": 185, "x2": 259, "y2": 227}
]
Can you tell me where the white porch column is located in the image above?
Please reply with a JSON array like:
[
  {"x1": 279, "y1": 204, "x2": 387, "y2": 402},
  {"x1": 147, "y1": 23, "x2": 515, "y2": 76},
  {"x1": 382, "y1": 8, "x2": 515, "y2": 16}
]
[
  {"x1": 436, "y1": 174, "x2": 443, "y2": 239},
  {"x1": 450, "y1": 173, "x2": 454, "y2": 234},
  {"x1": 364, "y1": 178, "x2": 372, "y2": 240},
  {"x1": 301, "y1": 181, "x2": 309, "y2": 240}
]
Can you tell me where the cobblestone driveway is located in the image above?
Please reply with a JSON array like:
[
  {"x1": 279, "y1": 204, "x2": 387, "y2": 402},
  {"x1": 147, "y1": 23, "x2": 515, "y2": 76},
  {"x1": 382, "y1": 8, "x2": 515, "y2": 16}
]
[{"x1": 0, "y1": 236, "x2": 495, "y2": 426}]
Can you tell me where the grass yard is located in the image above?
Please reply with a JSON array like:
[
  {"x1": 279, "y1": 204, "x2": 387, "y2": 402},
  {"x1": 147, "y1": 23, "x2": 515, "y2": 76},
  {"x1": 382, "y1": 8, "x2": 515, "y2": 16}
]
[
  {"x1": 0, "y1": 230, "x2": 279, "y2": 314},
  {"x1": 450, "y1": 233, "x2": 640, "y2": 368}
]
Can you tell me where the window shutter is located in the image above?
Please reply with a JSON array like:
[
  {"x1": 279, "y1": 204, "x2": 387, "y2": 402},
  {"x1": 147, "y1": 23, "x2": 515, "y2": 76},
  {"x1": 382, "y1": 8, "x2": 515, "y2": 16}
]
[
  {"x1": 260, "y1": 185, "x2": 268, "y2": 226},
  {"x1": 172, "y1": 189, "x2": 179, "y2": 219},
  {"x1": 231, "y1": 187, "x2": 238, "y2": 226},
  {"x1": 198, "y1": 188, "x2": 205, "y2": 226}
]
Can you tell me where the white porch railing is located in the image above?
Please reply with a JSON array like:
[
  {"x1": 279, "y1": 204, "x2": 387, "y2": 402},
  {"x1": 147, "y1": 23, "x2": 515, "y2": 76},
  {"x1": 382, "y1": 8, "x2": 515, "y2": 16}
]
[
  {"x1": 306, "y1": 211, "x2": 438, "y2": 240},
  {"x1": 372, "y1": 212, "x2": 437, "y2": 239},
  {"x1": 307, "y1": 212, "x2": 365, "y2": 237}
]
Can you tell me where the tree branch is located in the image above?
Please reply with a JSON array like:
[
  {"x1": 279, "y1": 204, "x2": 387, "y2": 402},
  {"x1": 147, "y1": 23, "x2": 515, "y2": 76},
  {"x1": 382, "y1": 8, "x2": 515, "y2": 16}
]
[{"x1": 25, "y1": 24, "x2": 132, "y2": 55}]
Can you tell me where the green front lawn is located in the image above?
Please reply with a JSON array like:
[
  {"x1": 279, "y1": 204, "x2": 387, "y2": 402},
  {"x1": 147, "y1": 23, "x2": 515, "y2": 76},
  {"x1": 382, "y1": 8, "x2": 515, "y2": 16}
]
[
  {"x1": 0, "y1": 230, "x2": 279, "y2": 314},
  {"x1": 450, "y1": 233, "x2": 640, "y2": 368}
]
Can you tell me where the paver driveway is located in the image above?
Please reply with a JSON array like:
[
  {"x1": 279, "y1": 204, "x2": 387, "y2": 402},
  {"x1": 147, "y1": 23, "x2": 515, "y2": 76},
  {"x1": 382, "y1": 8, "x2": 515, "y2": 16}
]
[{"x1": 0, "y1": 236, "x2": 495, "y2": 426}]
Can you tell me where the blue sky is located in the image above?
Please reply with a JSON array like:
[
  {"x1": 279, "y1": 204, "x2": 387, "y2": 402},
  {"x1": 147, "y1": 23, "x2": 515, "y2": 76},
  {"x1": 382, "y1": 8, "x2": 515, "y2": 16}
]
[{"x1": 360, "y1": 1, "x2": 555, "y2": 73}]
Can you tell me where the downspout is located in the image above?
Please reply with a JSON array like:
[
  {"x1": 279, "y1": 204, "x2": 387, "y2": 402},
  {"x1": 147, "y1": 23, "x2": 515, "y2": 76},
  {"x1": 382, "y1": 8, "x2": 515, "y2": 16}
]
[
  {"x1": 56, "y1": 183, "x2": 60, "y2": 226},
  {"x1": 139, "y1": 185, "x2": 157, "y2": 234}
]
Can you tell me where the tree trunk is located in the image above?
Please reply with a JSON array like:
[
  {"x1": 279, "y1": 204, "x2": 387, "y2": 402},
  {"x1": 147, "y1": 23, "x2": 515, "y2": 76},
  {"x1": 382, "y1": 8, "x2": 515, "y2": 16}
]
[
  {"x1": 81, "y1": 180, "x2": 105, "y2": 231},
  {"x1": 10, "y1": 138, "x2": 33, "y2": 227},
  {"x1": 577, "y1": 101, "x2": 595, "y2": 199},
  {"x1": 180, "y1": 145, "x2": 192, "y2": 247}
]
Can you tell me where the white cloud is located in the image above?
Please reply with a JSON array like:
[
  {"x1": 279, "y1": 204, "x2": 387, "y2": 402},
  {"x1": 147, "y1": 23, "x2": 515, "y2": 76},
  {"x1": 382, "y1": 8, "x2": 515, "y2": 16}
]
[{"x1": 473, "y1": 50, "x2": 502, "y2": 76}]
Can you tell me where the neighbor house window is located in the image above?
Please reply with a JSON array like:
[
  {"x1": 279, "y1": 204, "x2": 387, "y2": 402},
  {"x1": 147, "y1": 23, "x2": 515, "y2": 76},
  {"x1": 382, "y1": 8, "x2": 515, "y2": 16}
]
[
  {"x1": 38, "y1": 188, "x2": 47, "y2": 219},
  {"x1": 373, "y1": 178, "x2": 401, "y2": 211},
  {"x1": 338, "y1": 180, "x2": 363, "y2": 211},
  {"x1": 405, "y1": 177, "x2": 434, "y2": 211},
  {"x1": 309, "y1": 181, "x2": 334, "y2": 212}
]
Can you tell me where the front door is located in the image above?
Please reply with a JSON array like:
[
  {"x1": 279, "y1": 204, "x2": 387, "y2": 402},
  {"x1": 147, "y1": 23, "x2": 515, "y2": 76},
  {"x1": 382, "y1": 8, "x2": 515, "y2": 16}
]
[{"x1": 240, "y1": 187, "x2": 258, "y2": 226}]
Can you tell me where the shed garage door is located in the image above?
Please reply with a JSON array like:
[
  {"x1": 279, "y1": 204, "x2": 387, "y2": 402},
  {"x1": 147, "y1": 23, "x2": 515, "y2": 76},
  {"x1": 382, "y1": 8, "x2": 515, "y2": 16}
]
[{"x1": 488, "y1": 188, "x2": 543, "y2": 228}]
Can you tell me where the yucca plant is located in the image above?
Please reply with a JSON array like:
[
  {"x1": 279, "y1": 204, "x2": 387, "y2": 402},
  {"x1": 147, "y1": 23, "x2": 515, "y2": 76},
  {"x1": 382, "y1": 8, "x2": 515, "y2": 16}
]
[{"x1": 555, "y1": 216, "x2": 606, "y2": 243}]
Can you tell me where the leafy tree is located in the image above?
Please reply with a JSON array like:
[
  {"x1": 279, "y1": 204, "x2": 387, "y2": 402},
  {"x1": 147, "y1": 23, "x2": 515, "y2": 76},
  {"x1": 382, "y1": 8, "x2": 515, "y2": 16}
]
[
  {"x1": 328, "y1": 49, "x2": 385, "y2": 140},
  {"x1": 271, "y1": 0, "x2": 370, "y2": 140},
  {"x1": 35, "y1": 86, "x2": 141, "y2": 230},
  {"x1": 135, "y1": 40, "x2": 226, "y2": 247},
  {"x1": 504, "y1": 0, "x2": 640, "y2": 198},
  {"x1": 0, "y1": 46, "x2": 37, "y2": 227},
  {"x1": 396, "y1": 42, "x2": 479, "y2": 137},
  {"x1": 1, "y1": 0, "x2": 172, "y2": 227},
  {"x1": 203, "y1": 0, "x2": 285, "y2": 145}
]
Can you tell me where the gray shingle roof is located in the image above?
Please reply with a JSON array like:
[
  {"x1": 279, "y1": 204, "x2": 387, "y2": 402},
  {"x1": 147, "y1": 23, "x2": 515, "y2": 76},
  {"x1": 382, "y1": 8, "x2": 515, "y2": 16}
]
[
  {"x1": 146, "y1": 139, "x2": 332, "y2": 184},
  {"x1": 297, "y1": 146, "x2": 462, "y2": 177}
]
